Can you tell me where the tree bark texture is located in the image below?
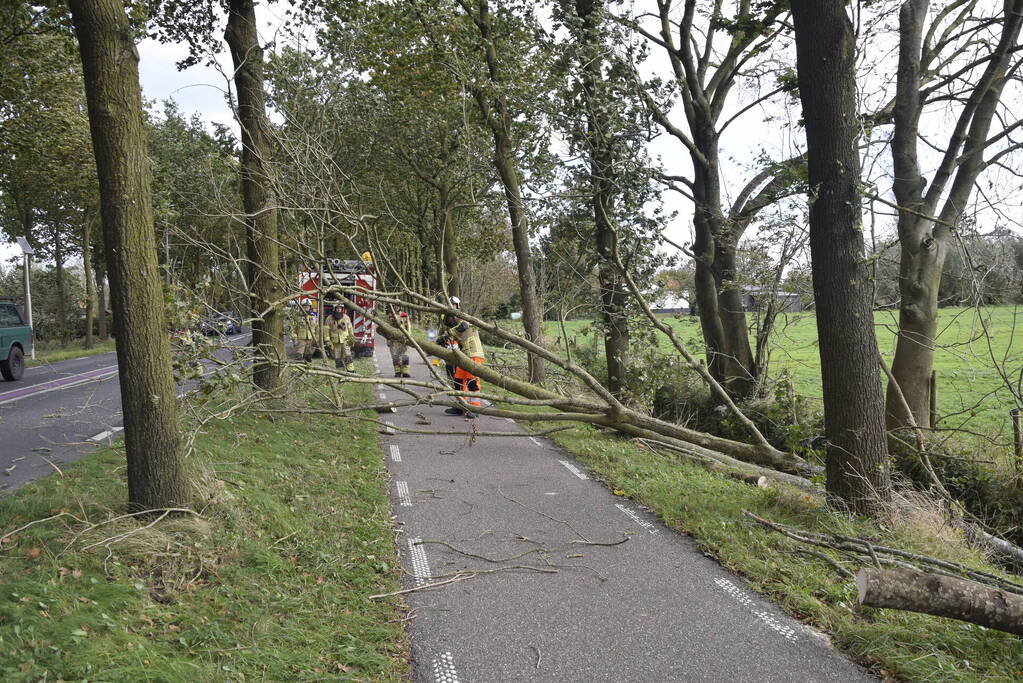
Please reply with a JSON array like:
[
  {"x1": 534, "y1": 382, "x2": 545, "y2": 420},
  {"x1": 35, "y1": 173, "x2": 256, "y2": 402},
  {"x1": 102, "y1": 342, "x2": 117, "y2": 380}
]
[
  {"x1": 886, "y1": 0, "x2": 1023, "y2": 434},
  {"x1": 69, "y1": 0, "x2": 188, "y2": 509},
  {"x1": 467, "y1": 0, "x2": 545, "y2": 384},
  {"x1": 96, "y1": 263, "x2": 107, "y2": 340},
  {"x1": 53, "y1": 229, "x2": 66, "y2": 336},
  {"x1": 857, "y1": 567, "x2": 1023, "y2": 635},
  {"x1": 83, "y1": 209, "x2": 95, "y2": 349},
  {"x1": 226, "y1": 0, "x2": 284, "y2": 392},
  {"x1": 791, "y1": 0, "x2": 891, "y2": 514},
  {"x1": 437, "y1": 184, "x2": 460, "y2": 299},
  {"x1": 575, "y1": 0, "x2": 629, "y2": 398}
]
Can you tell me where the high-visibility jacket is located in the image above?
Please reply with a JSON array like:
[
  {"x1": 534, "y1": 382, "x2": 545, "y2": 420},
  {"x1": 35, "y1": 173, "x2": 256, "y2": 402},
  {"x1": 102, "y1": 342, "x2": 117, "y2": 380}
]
[
  {"x1": 292, "y1": 309, "x2": 316, "y2": 340},
  {"x1": 447, "y1": 320, "x2": 484, "y2": 359},
  {"x1": 328, "y1": 313, "x2": 354, "y2": 345},
  {"x1": 390, "y1": 312, "x2": 411, "y2": 336}
]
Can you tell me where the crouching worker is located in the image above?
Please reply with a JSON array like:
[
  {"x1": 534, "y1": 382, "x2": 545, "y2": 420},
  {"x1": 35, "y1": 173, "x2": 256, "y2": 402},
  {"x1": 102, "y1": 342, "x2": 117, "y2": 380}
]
[
  {"x1": 328, "y1": 304, "x2": 356, "y2": 372},
  {"x1": 442, "y1": 311, "x2": 484, "y2": 418},
  {"x1": 388, "y1": 308, "x2": 412, "y2": 378}
]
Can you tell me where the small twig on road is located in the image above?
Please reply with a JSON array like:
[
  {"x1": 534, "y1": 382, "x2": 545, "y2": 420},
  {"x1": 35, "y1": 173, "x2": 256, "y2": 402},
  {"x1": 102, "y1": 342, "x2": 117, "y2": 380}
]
[
  {"x1": 530, "y1": 644, "x2": 541, "y2": 669},
  {"x1": 497, "y1": 487, "x2": 592, "y2": 543},
  {"x1": 368, "y1": 573, "x2": 474, "y2": 599}
]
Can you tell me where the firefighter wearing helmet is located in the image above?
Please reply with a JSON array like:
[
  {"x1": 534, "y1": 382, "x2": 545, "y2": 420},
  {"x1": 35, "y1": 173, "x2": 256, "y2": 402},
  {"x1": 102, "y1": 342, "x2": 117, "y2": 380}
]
[
  {"x1": 388, "y1": 307, "x2": 412, "y2": 378},
  {"x1": 328, "y1": 303, "x2": 356, "y2": 372},
  {"x1": 442, "y1": 300, "x2": 484, "y2": 418},
  {"x1": 292, "y1": 300, "x2": 316, "y2": 363}
]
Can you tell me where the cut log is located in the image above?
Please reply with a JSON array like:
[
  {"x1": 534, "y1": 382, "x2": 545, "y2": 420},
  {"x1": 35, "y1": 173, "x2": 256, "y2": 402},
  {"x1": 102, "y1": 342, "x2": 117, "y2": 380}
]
[{"x1": 856, "y1": 567, "x2": 1023, "y2": 636}]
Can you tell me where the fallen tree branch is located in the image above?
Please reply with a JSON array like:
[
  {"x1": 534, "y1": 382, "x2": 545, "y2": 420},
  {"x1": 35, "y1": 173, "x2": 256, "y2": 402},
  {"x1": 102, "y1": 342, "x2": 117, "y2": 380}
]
[
  {"x1": 743, "y1": 510, "x2": 1023, "y2": 595},
  {"x1": 857, "y1": 567, "x2": 1023, "y2": 635}
]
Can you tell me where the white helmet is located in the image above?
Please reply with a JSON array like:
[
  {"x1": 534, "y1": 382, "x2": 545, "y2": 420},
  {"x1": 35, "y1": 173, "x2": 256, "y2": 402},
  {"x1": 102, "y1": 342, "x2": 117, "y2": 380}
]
[{"x1": 450, "y1": 296, "x2": 461, "y2": 308}]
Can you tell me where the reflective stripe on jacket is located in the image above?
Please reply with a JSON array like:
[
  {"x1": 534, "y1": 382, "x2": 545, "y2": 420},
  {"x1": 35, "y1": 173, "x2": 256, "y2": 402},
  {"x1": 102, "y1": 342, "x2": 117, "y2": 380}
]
[
  {"x1": 448, "y1": 321, "x2": 484, "y2": 359},
  {"x1": 292, "y1": 310, "x2": 316, "y2": 340},
  {"x1": 328, "y1": 315, "x2": 354, "y2": 344}
]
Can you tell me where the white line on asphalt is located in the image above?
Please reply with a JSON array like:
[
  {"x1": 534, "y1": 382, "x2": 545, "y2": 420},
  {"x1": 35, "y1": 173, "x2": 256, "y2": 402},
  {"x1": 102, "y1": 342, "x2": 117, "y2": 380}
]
[
  {"x1": 431, "y1": 652, "x2": 461, "y2": 683},
  {"x1": 558, "y1": 460, "x2": 588, "y2": 480},
  {"x1": 390, "y1": 445, "x2": 402, "y2": 462},
  {"x1": 713, "y1": 577, "x2": 799, "y2": 642},
  {"x1": 0, "y1": 365, "x2": 119, "y2": 406},
  {"x1": 505, "y1": 417, "x2": 515, "y2": 423},
  {"x1": 528, "y1": 436, "x2": 542, "y2": 447},
  {"x1": 407, "y1": 537, "x2": 432, "y2": 586},
  {"x1": 616, "y1": 503, "x2": 659, "y2": 534},
  {"x1": 396, "y1": 481, "x2": 412, "y2": 506},
  {"x1": 88, "y1": 426, "x2": 124, "y2": 442}
]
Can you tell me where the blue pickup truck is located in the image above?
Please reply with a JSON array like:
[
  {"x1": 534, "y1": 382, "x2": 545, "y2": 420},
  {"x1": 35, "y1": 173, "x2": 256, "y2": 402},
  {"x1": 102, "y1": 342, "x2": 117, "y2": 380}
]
[{"x1": 0, "y1": 299, "x2": 32, "y2": 381}]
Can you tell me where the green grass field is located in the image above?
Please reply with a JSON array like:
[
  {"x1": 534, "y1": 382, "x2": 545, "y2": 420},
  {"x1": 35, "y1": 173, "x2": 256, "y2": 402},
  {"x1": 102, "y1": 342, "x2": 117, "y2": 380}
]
[{"x1": 540, "y1": 306, "x2": 1023, "y2": 457}]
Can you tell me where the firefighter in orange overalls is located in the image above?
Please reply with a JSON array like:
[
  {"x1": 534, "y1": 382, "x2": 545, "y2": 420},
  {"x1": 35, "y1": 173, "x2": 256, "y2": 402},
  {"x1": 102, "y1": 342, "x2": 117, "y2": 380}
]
[{"x1": 442, "y1": 309, "x2": 484, "y2": 419}]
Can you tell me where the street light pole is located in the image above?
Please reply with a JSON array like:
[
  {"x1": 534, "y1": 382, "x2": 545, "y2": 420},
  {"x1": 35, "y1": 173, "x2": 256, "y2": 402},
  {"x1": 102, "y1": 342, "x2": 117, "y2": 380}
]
[{"x1": 16, "y1": 236, "x2": 35, "y2": 360}]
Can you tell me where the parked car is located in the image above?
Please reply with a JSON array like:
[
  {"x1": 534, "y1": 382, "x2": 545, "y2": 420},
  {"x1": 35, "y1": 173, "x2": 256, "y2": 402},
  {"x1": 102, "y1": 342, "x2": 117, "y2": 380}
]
[
  {"x1": 220, "y1": 314, "x2": 242, "y2": 335},
  {"x1": 0, "y1": 299, "x2": 32, "y2": 381}
]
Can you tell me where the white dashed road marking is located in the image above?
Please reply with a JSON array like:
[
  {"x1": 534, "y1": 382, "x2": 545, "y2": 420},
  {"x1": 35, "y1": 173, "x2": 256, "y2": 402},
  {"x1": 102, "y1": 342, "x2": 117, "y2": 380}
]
[
  {"x1": 528, "y1": 436, "x2": 542, "y2": 447},
  {"x1": 88, "y1": 426, "x2": 123, "y2": 442},
  {"x1": 407, "y1": 537, "x2": 432, "y2": 586},
  {"x1": 390, "y1": 445, "x2": 402, "y2": 462},
  {"x1": 431, "y1": 652, "x2": 461, "y2": 683},
  {"x1": 714, "y1": 577, "x2": 799, "y2": 642},
  {"x1": 396, "y1": 480, "x2": 412, "y2": 506},
  {"x1": 616, "y1": 503, "x2": 659, "y2": 534},
  {"x1": 559, "y1": 460, "x2": 588, "y2": 480}
]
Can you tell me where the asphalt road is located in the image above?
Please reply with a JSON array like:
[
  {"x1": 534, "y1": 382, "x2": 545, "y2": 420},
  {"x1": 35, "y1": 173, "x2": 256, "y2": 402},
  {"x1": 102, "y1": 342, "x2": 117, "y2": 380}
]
[
  {"x1": 373, "y1": 342, "x2": 875, "y2": 683},
  {"x1": 0, "y1": 334, "x2": 247, "y2": 497}
]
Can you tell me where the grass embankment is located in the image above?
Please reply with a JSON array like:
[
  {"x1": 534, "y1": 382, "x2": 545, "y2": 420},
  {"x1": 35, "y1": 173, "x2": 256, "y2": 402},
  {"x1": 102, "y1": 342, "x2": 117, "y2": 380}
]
[
  {"x1": 0, "y1": 373, "x2": 409, "y2": 681},
  {"x1": 535, "y1": 421, "x2": 1022, "y2": 681},
  {"x1": 549, "y1": 306, "x2": 1023, "y2": 455},
  {"x1": 26, "y1": 338, "x2": 117, "y2": 366}
]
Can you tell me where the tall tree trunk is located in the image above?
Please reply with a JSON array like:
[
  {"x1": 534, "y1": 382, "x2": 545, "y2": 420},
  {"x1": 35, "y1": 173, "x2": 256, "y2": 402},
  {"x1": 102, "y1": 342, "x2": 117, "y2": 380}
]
[
  {"x1": 437, "y1": 184, "x2": 459, "y2": 299},
  {"x1": 95, "y1": 262, "x2": 107, "y2": 340},
  {"x1": 69, "y1": 0, "x2": 188, "y2": 510},
  {"x1": 53, "y1": 230, "x2": 66, "y2": 342},
  {"x1": 791, "y1": 0, "x2": 891, "y2": 515},
  {"x1": 576, "y1": 0, "x2": 630, "y2": 398},
  {"x1": 226, "y1": 0, "x2": 283, "y2": 392},
  {"x1": 691, "y1": 211, "x2": 755, "y2": 397},
  {"x1": 886, "y1": 0, "x2": 1023, "y2": 435},
  {"x1": 82, "y1": 210, "x2": 95, "y2": 349},
  {"x1": 466, "y1": 0, "x2": 545, "y2": 384}
]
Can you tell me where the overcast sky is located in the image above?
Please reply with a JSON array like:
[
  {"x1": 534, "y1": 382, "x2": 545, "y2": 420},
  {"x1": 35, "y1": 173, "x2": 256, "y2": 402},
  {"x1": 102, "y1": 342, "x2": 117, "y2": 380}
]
[{"x1": 4, "y1": 3, "x2": 1019, "y2": 270}]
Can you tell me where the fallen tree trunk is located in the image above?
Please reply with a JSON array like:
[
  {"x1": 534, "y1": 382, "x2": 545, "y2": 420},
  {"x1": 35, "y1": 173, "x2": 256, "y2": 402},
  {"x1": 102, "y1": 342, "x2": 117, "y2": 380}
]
[
  {"x1": 856, "y1": 567, "x2": 1023, "y2": 636},
  {"x1": 340, "y1": 290, "x2": 820, "y2": 480}
]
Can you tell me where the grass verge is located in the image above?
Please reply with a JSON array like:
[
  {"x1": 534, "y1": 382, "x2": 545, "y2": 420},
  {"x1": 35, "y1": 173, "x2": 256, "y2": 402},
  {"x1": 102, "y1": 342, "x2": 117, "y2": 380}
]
[
  {"x1": 0, "y1": 373, "x2": 408, "y2": 681},
  {"x1": 27, "y1": 338, "x2": 117, "y2": 366},
  {"x1": 534, "y1": 421, "x2": 1023, "y2": 681}
]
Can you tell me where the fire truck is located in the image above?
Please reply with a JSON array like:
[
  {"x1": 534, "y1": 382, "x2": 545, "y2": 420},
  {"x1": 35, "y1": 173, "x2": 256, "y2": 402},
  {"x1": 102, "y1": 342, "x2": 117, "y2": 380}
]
[{"x1": 297, "y1": 256, "x2": 377, "y2": 356}]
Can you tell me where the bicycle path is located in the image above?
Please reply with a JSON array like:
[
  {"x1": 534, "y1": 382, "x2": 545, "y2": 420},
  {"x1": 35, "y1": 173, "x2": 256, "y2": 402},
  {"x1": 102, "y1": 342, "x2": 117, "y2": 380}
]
[{"x1": 371, "y1": 341, "x2": 873, "y2": 682}]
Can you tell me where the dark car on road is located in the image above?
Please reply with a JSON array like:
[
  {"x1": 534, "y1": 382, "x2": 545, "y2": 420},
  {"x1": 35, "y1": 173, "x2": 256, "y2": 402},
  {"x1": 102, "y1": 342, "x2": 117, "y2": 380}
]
[
  {"x1": 199, "y1": 312, "x2": 243, "y2": 337},
  {"x1": 0, "y1": 299, "x2": 32, "y2": 381}
]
